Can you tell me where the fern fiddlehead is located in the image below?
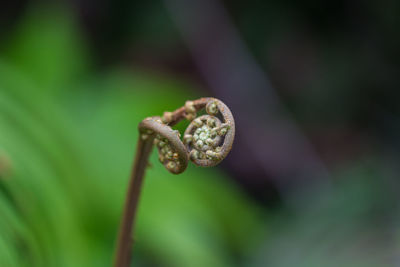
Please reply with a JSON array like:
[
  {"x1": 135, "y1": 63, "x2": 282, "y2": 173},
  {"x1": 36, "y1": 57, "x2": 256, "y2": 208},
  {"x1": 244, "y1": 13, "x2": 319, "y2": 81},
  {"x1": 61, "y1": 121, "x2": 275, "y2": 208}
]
[{"x1": 114, "y1": 97, "x2": 235, "y2": 267}]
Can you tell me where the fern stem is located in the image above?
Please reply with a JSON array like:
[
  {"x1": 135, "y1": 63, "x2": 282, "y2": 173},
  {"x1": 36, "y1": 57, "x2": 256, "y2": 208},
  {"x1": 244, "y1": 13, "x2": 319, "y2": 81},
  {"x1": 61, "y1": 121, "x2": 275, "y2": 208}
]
[{"x1": 114, "y1": 135, "x2": 154, "y2": 267}]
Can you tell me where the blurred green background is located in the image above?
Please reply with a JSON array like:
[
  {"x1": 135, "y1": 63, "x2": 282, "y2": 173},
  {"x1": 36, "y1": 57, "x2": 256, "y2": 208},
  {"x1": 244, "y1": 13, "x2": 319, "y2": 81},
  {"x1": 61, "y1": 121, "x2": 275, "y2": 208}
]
[{"x1": 0, "y1": 1, "x2": 399, "y2": 266}]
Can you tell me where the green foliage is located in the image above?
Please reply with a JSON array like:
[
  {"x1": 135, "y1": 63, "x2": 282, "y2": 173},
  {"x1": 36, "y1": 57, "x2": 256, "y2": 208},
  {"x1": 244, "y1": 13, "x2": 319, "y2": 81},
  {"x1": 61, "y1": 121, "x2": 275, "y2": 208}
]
[{"x1": 3, "y1": 4, "x2": 89, "y2": 93}]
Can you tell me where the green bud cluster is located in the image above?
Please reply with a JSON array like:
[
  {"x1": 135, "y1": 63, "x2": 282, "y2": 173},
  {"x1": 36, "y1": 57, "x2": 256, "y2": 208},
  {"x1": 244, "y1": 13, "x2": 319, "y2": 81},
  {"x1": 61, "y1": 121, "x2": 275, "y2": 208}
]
[
  {"x1": 154, "y1": 134, "x2": 181, "y2": 172},
  {"x1": 206, "y1": 101, "x2": 219, "y2": 115},
  {"x1": 185, "y1": 114, "x2": 229, "y2": 161}
]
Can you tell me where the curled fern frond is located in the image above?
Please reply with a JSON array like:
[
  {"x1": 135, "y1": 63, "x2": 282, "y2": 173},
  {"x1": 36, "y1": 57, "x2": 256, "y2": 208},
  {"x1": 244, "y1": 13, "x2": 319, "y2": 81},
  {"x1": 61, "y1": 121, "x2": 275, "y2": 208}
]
[
  {"x1": 184, "y1": 99, "x2": 235, "y2": 167},
  {"x1": 115, "y1": 97, "x2": 235, "y2": 267},
  {"x1": 139, "y1": 97, "x2": 235, "y2": 173},
  {"x1": 139, "y1": 117, "x2": 188, "y2": 174}
]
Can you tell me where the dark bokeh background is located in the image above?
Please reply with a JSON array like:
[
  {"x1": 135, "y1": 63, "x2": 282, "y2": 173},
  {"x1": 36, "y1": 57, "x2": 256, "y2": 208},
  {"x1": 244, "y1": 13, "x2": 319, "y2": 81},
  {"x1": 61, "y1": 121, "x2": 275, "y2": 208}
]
[{"x1": 1, "y1": 1, "x2": 400, "y2": 266}]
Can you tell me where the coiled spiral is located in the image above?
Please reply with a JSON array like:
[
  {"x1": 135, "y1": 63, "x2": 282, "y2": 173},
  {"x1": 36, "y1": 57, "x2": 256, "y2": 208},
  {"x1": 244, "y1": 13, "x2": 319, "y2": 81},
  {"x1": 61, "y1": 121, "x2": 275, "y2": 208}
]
[{"x1": 138, "y1": 98, "x2": 235, "y2": 174}]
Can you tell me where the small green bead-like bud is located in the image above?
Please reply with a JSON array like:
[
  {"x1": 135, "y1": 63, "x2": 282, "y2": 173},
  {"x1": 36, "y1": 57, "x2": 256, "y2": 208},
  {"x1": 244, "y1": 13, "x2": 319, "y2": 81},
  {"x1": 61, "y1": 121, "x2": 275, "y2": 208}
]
[
  {"x1": 217, "y1": 124, "x2": 230, "y2": 136},
  {"x1": 185, "y1": 113, "x2": 196, "y2": 121},
  {"x1": 190, "y1": 149, "x2": 200, "y2": 160},
  {"x1": 196, "y1": 140, "x2": 204, "y2": 148},
  {"x1": 166, "y1": 161, "x2": 176, "y2": 171},
  {"x1": 199, "y1": 132, "x2": 207, "y2": 140},
  {"x1": 206, "y1": 101, "x2": 218, "y2": 115},
  {"x1": 206, "y1": 150, "x2": 215, "y2": 159},
  {"x1": 162, "y1": 112, "x2": 173, "y2": 123},
  {"x1": 206, "y1": 150, "x2": 222, "y2": 160},
  {"x1": 193, "y1": 118, "x2": 203, "y2": 127},
  {"x1": 161, "y1": 146, "x2": 168, "y2": 154},
  {"x1": 207, "y1": 118, "x2": 216, "y2": 128},
  {"x1": 205, "y1": 138, "x2": 214, "y2": 145},
  {"x1": 219, "y1": 128, "x2": 227, "y2": 136},
  {"x1": 185, "y1": 101, "x2": 196, "y2": 113},
  {"x1": 199, "y1": 152, "x2": 206, "y2": 159},
  {"x1": 158, "y1": 141, "x2": 166, "y2": 147},
  {"x1": 165, "y1": 151, "x2": 173, "y2": 160}
]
